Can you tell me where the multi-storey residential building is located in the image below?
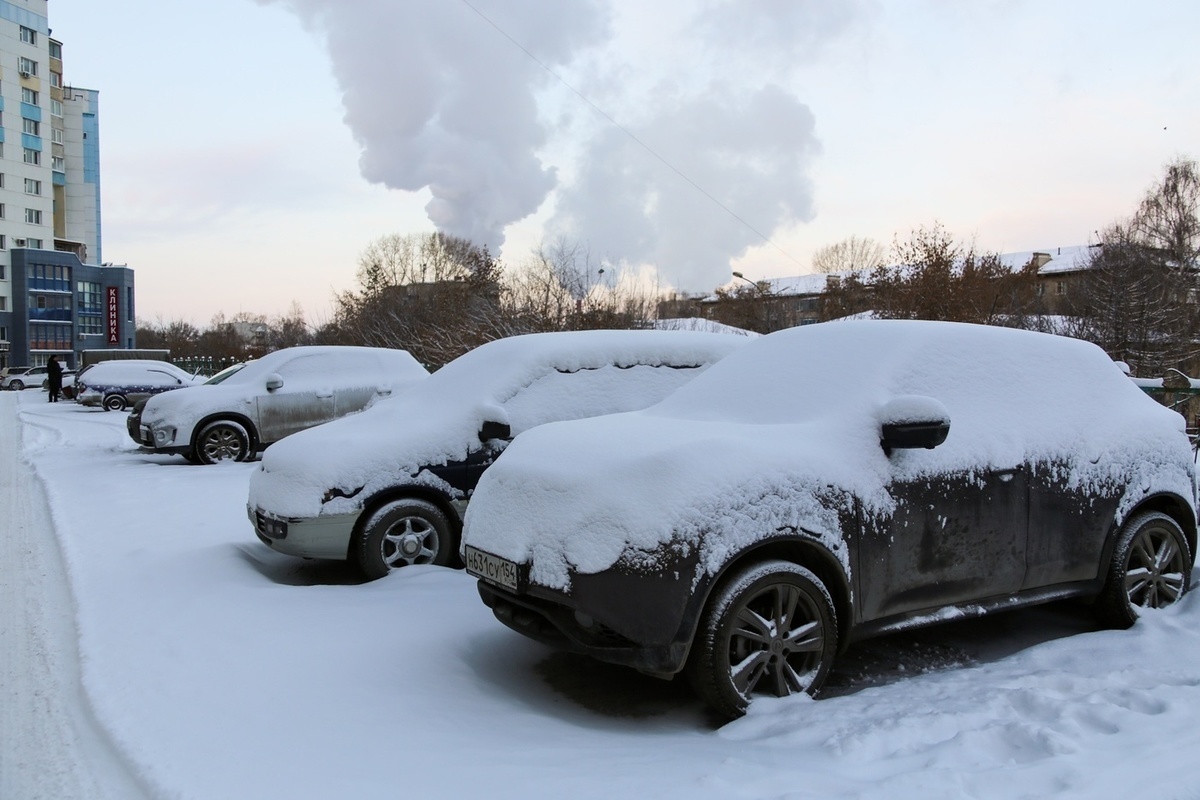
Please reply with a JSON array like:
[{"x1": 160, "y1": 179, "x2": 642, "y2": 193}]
[{"x1": 0, "y1": 0, "x2": 134, "y2": 370}]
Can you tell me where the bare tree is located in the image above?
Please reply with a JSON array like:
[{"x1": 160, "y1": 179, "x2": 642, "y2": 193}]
[
  {"x1": 1131, "y1": 156, "x2": 1200, "y2": 267},
  {"x1": 810, "y1": 235, "x2": 887, "y2": 274}
]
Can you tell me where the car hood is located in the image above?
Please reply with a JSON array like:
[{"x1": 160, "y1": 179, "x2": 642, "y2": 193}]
[
  {"x1": 140, "y1": 382, "x2": 267, "y2": 429},
  {"x1": 248, "y1": 391, "x2": 498, "y2": 519},
  {"x1": 461, "y1": 411, "x2": 880, "y2": 592}
]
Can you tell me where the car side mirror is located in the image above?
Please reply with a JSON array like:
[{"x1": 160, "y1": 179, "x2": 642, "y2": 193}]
[
  {"x1": 879, "y1": 395, "x2": 950, "y2": 455},
  {"x1": 265, "y1": 373, "x2": 284, "y2": 391},
  {"x1": 478, "y1": 420, "x2": 511, "y2": 442}
]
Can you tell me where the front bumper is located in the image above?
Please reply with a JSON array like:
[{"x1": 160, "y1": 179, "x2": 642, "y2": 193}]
[
  {"x1": 248, "y1": 505, "x2": 361, "y2": 561},
  {"x1": 472, "y1": 550, "x2": 703, "y2": 677}
]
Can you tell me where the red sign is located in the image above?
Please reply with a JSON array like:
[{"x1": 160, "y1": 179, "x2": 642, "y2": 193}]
[{"x1": 107, "y1": 287, "x2": 120, "y2": 345}]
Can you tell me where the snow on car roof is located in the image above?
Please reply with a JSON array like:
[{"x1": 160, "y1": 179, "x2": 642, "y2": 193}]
[
  {"x1": 249, "y1": 329, "x2": 751, "y2": 519},
  {"x1": 463, "y1": 320, "x2": 1195, "y2": 590},
  {"x1": 78, "y1": 360, "x2": 201, "y2": 386}
]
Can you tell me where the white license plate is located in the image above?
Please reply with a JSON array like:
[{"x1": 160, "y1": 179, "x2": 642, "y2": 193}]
[{"x1": 464, "y1": 546, "x2": 521, "y2": 593}]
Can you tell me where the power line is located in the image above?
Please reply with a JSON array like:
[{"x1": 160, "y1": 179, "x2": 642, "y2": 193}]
[{"x1": 456, "y1": 0, "x2": 806, "y2": 272}]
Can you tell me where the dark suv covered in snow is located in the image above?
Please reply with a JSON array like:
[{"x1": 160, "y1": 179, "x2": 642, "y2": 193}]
[{"x1": 463, "y1": 321, "x2": 1198, "y2": 719}]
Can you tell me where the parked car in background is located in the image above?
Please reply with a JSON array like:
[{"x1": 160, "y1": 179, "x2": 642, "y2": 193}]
[
  {"x1": 462, "y1": 320, "x2": 1198, "y2": 720},
  {"x1": 76, "y1": 360, "x2": 205, "y2": 411},
  {"x1": 247, "y1": 330, "x2": 753, "y2": 579},
  {"x1": 131, "y1": 346, "x2": 429, "y2": 465},
  {"x1": 3, "y1": 365, "x2": 46, "y2": 391}
]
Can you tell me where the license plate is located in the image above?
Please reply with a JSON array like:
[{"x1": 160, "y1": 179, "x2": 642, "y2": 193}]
[{"x1": 464, "y1": 545, "x2": 521, "y2": 593}]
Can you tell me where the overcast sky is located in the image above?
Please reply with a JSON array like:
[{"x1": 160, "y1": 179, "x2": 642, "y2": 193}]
[{"x1": 48, "y1": 0, "x2": 1200, "y2": 325}]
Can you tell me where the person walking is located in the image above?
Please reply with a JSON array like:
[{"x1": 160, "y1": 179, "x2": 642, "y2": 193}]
[{"x1": 46, "y1": 355, "x2": 63, "y2": 403}]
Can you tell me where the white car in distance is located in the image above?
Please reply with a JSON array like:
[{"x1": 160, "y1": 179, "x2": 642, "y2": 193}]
[{"x1": 129, "y1": 346, "x2": 429, "y2": 464}]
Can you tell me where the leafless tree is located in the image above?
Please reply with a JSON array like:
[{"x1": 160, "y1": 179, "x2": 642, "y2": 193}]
[{"x1": 810, "y1": 235, "x2": 887, "y2": 274}]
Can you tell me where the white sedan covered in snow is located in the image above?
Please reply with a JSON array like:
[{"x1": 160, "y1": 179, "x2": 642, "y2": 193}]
[
  {"x1": 462, "y1": 320, "x2": 1199, "y2": 719},
  {"x1": 247, "y1": 329, "x2": 752, "y2": 579},
  {"x1": 129, "y1": 345, "x2": 429, "y2": 464}
]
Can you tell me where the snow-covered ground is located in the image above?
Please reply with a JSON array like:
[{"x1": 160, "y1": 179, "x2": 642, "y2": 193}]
[{"x1": 4, "y1": 389, "x2": 1200, "y2": 799}]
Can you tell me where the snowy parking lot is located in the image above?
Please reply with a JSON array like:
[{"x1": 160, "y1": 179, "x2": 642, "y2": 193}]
[{"x1": 4, "y1": 389, "x2": 1200, "y2": 799}]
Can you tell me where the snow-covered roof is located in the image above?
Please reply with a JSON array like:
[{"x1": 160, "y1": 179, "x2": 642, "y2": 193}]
[{"x1": 704, "y1": 246, "x2": 1094, "y2": 300}]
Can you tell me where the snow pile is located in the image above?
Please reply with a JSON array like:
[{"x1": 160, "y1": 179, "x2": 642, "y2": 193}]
[
  {"x1": 249, "y1": 330, "x2": 750, "y2": 519},
  {"x1": 464, "y1": 320, "x2": 1194, "y2": 589}
]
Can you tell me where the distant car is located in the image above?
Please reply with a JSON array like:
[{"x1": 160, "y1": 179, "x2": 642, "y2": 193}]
[
  {"x1": 130, "y1": 346, "x2": 429, "y2": 465},
  {"x1": 247, "y1": 330, "x2": 752, "y2": 579},
  {"x1": 462, "y1": 320, "x2": 1198, "y2": 720},
  {"x1": 3, "y1": 365, "x2": 45, "y2": 391},
  {"x1": 76, "y1": 360, "x2": 205, "y2": 411}
]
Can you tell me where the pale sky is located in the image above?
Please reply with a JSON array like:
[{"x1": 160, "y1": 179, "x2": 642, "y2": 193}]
[{"x1": 48, "y1": 0, "x2": 1200, "y2": 326}]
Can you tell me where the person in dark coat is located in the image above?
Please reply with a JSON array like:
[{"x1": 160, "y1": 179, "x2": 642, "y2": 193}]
[{"x1": 47, "y1": 355, "x2": 63, "y2": 403}]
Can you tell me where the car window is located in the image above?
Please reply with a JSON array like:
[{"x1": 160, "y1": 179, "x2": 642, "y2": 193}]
[
  {"x1": 501, "y1": 363, "x2": 705, "y2": 435},
  {"x1": 204, "y1": 363, "x2": 247, "y2": 385},
  {"x1": 144, "y1": 369, "x2": 184, "y2": 387},
  {"x1": 276, "y1": 353, "x2": 375, "y2": 386}
]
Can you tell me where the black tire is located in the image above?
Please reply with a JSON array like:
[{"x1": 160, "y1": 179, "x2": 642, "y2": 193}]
[
  {"x1": 351, "y1": 498, "x2": 454, "y2": 580},
  {"x1": 194, "y1": 420, "x2": 251, "y2": 464},
  {"x1": 9, "y1": 379, "x2": 24, "y2": 391},
  {"x1": 1095, "y1": 511, "x2": 1191, "y2": 628},
  {"x1": 103, "y1": 394, "x2": 127, "y2": 412},
  {"x1": 686, "y1": 560, "x2": 838, "y2": 720}
]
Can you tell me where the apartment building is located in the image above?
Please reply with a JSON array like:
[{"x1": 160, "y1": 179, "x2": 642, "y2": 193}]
[{"x1": 0, "y1": 0, "x2": 134, "y2": 370}]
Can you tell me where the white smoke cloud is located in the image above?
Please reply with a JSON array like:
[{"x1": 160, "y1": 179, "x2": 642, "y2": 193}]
[
  {"x1": 256, "y1": 0, "x2": 865, "y2": 289},
  {"x1": 253, "y1": 0, "x2": 612, "y2": 251}
]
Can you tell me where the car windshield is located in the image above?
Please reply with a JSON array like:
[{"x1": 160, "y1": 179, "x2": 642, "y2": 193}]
[{"x1": 203, "y1": 363, "x2": 248, "y2": 385}]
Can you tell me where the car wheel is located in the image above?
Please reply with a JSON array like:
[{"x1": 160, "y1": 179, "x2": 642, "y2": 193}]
[
  {"x1": 686, "y1": 560, "x2": 838, "y2": 720},
  {"x1": 10, "y1": 379, "x2": 24, "y2": 391},
  {"x1": 103, "y1": 394, "x2": 127, "y2": 412},
  {"x1": 1095, "y1": 511, "x2": 1191, "y2": 628},
  {"x1": 351, "y1": 498, "x2": 454, "y2": 580},
  {"x1": 195, "y1": 420, "x2": 251, "y2": 464}
]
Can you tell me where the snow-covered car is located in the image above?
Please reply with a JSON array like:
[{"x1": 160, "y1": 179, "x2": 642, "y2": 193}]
[
  {"x1": 3, "y1": 365, "x2": 45, "y2": 391},
  {"x1": 461, "y1": 320, "x2": 1199, "y2": 720},
  {"x1": 130, "y1": 346, "x2": 429, "y2": 465},
  {"x1": 247, "y1": 330, "x2": 752, "y2": 580},
  {"x1": 75, "y1": 360, "x2": 205, "y2": 411}
]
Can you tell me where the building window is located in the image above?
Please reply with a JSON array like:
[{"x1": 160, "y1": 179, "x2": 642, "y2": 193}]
[
  {"x1": 50, "y1": 71, "x2": 61, "y2": 88},
  {"x1": 25, "y1": 208, "x2": 42, "y2": 224},
  {"x1": 0, "y1": 297, "x2": 6, "y2": 311},
  {"x1": 52, "y1": 156, "x2": 64, "y2": 172},
  {"x1": 21, "y1": 87, "x2": 38, "y2": 105},
  {"x1": 20, "y1": 25, "x2": 36, "y2": 45},
  {"x1": 51, "y1": 99, "x2": 62, "y2": 117},
  {"x1": 51, "y1": 128, "x2": 63, "y2": 145},
  {"x1": 23, "y1": 148, "x2": 40, "y2": 166},
  {"x1": 48, "y1": 41, "x2": 61, "y2": 59},
  {"x1": 0, "y1": 204, "x2": 5, "y2": 219},
  {"x1": 18, "y1": 57, "x2": 38, "y2": 77},
  {"x1": 27, "y1": 238, "x2": 42, "y2": 248},
  {"x1": 22, "y1": 118, "x2": 39, "y2": 137},
  {"x1": 24, "y1": 178, "x2": 41, "y2": 195},
  {"x1": 0, "y1": 235, "x2": 5, "y2": 249},
  {"x1": 1056, "y1": 281, "x2": 1066, "y2": 296}
]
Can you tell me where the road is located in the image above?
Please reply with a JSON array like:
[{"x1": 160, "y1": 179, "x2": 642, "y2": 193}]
[{"x1": 0, "y1": 392, "x2": 149, "y2": 800}]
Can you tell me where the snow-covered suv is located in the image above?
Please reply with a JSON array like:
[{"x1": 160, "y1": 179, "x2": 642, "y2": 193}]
[
  {"x1": 247, "y1": 330, "x2": 752, "y2": 579},
  {"x1": 463, "y1": 320, "x2": 1198, "y2": 719}
]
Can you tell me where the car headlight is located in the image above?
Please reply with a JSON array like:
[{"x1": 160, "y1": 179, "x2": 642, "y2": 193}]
[{"x1": 152, "y1": 426, "x2": 176, "y2": 446}]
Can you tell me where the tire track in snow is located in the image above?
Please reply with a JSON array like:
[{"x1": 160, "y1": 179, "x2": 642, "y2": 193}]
[{"x1": 0, "y1": 393, "x2": 151, "y2": 800}]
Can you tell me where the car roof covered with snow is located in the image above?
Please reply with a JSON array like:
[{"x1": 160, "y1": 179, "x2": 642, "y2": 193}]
[{"x1": 461, "y1": 320, "x2": 1196, "y2": 591}]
